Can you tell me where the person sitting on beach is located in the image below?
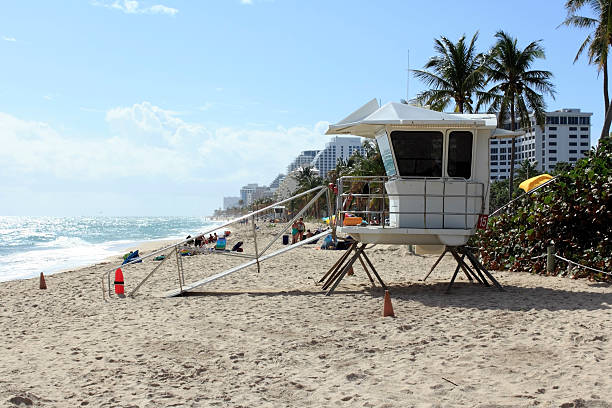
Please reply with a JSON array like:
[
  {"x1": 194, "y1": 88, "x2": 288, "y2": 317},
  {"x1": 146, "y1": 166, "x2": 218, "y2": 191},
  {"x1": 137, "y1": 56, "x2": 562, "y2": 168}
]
[
  {"x1": 297, "y1": 218, "x2": 306, "y2": 241},
  {"x1": 291, "y1": 221, "x2": 299, "y2": 244},
  {"x1": 208, "y1": 234, "x2": 214, "y2": 243},
  {"x1": 305, "y1": 229, "x2": 314, "y2": 238}
]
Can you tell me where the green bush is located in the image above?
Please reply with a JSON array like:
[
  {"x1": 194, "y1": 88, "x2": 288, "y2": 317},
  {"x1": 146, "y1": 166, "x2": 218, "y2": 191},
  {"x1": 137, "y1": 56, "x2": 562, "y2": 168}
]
[{"x1": 473, "y1": 138, "x2": 612, "y2": 281}]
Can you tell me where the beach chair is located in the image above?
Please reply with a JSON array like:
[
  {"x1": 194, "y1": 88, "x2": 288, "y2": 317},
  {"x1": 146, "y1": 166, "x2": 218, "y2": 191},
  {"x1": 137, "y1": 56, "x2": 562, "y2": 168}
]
[{"x1": 215, "y1": 237, "x2": 227, "y2": 250}]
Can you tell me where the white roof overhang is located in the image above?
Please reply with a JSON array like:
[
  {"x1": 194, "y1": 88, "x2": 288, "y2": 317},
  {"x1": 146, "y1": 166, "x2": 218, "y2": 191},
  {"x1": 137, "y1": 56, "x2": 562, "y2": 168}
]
[{"x1": 327, "y1": 100, "x2": 496, "y2": 139}]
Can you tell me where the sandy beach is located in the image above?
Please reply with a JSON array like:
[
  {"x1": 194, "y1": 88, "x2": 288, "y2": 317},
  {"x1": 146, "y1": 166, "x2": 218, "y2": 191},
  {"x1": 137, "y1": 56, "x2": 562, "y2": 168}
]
[{"x1": 1, "y1": 222, "x2": 610, "y2": 407}]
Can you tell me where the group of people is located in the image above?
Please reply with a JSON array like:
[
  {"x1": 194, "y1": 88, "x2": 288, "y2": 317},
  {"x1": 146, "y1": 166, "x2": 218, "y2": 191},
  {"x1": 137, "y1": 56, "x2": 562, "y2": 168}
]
[{"x1": 188, "y1": 232, "x2": 220, "y2": 248}]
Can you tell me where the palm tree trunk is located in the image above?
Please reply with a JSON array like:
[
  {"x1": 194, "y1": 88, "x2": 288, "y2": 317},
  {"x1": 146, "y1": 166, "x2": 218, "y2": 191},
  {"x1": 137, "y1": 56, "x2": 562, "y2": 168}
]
[
  {"x1": 604, "y1": 61, "x2": 610, "y2": 114},
  {"x1": 508, "y1": 102, "x2": 517, "y2": 201},
  {"x1": 600, "y1": 100, "x2": 612, "y2": 141}
]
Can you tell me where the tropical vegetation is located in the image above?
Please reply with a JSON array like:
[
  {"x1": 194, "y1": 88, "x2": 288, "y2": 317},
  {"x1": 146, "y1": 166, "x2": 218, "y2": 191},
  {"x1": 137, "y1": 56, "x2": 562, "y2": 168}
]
[{"x1": 473, "y1": 138, "x2": 612, "y2": 282}]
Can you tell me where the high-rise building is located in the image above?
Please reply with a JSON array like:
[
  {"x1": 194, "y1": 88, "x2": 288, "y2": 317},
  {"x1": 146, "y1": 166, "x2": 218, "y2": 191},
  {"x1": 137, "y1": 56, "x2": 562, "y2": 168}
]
[
  {"x1": 223, "y1": 196, "x2": 240, "y2": 210},
  {"x1": 310, "y1": 136, "x2": 365, "y2": 178},
  {"x1": 268, "y1": 174, "x2": 285, "y2": 192},
  {"x1": 287, "y1": 150, "x2": 320, "y2": 174},
  {"x1": 240, "y1": 183, "x2": 273, "y2": 205},
  {"x1": 240, "y1": 183, "x2": 258, "y2": 206},
  {"x1": 490, "y1": 109, "x2": 592, "y2": 180}
]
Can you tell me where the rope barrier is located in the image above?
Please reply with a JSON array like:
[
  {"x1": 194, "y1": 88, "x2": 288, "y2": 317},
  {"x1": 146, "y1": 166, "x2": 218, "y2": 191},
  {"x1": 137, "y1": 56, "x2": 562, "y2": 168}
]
[
  {"x1": 478, "y1": 247, "x2": 609, "y2": 276},
  {"x1": 530, "y1": 254, "x2": 547, "y2": 260},
  {"x1": 554, "y1": 254, "x2": 612, "y2": 277}
]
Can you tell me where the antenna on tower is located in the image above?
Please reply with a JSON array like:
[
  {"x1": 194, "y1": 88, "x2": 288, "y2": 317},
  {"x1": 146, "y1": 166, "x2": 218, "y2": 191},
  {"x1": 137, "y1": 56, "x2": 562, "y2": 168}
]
[{"x1": 406, "y1": 49, "x2": 410, "y2": 103}]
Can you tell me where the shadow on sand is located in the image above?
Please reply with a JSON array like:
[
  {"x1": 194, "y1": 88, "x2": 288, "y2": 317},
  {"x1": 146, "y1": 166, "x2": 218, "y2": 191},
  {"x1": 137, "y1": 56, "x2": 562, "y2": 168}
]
[
  {"x1": 382, "y1": 282, "x2": 612, "y2": 312},
  {"x1": 183, "y1": 280, "x2": 611, "y2": 312}
]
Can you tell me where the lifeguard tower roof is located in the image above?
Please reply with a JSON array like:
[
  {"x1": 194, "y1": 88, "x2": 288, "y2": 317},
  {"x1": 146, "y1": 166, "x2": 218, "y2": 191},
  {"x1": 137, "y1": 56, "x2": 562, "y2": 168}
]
[{"x1": 326, "y1": 99, "x2": 507, "y2": 138}]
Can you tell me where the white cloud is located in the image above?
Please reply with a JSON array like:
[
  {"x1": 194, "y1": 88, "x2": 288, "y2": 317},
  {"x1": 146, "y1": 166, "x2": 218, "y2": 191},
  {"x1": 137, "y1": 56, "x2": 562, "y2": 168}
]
[
  {"x1": 241, "y1": 0, "x2": 253, "y2": 4},
  {"x1": 2, "y1": 36, "x2": 16, "y2": 42},
  {"x1": 92, "y1": 0, "x2": 178, "y2": 16},
  {"x1": 148, "y1": 4, "x2": 178, "y2": 16},
  {"x1": 0, "y1": 102, "x2": 327, "y2": 187}
]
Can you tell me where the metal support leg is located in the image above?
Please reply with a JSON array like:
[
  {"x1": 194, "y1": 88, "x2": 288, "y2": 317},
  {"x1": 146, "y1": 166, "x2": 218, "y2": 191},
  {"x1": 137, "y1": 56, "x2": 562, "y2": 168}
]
[
  {"x1": 319, "y1": 242, "x2": 355, "y2": 283},
  {"x1": 461, "y1": 256, "x2": 484, "y2": 285},
  {"x1": 460, "y1": 249, "x2": 488, "y2": 286},
  {"x1": 358, "y1": 254, "x2": 375, "y2": 285},
  {"x1": 449, "y1": 249, "x2": 474, "y2": 284},
  {"x1": 445, "y1": 263, "x2": 461, "y2": 294},
  {"x1": 251, "y1": 215, "x2": 260, "y2": 273},
  {"x1": 175, "y1": 247, "x2": 183, "y2": 294},
  {"x1": 321, "y1": 245, "x2": 357, "y2": 290},
  {"x1": 326, "y1": 244, "x2": 366, "y2": 295},
  {"x1": 423, "y1": 250, "x2": 448, "y2": 281},
  {"x1": 465, "y1": 250, "x2": 504, "y2": 292},
  {"x1": 361, "y1": 251, "x2": 387, "y2": 290},
  {"x1": 457, "y1": 253, "x2": 474, "y2": 282}
]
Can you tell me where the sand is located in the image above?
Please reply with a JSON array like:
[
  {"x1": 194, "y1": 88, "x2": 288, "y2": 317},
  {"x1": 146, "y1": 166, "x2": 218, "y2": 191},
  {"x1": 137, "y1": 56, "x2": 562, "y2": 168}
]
[{"x1": 1, "y1": 222, "x2": 611, "y2": 407}]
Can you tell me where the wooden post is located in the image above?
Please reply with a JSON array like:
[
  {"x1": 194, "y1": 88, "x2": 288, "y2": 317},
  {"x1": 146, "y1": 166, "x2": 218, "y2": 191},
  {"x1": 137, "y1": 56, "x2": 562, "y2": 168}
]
[{"x1": 546, "y1": 245, "x2": 555, "y2": 274}]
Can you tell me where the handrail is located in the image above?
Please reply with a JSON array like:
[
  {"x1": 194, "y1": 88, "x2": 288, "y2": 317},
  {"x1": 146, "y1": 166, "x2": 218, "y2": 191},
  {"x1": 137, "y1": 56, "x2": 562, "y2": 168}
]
[{"x1": 489, "y1": 176, "x2": 558, "y2": 217}]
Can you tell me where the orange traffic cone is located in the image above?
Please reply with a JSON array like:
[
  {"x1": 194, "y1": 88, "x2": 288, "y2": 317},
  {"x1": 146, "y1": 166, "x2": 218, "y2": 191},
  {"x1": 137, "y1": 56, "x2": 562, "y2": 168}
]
[
  {"x1": 382, "y1": 290, "x2": 395, "y2": 317},
  {"x1": 39, "y1": 272, "x2": 47, "y2": 290},
  {"x1": 114, "y1": 268, "x2": 125, "y2": 295}
]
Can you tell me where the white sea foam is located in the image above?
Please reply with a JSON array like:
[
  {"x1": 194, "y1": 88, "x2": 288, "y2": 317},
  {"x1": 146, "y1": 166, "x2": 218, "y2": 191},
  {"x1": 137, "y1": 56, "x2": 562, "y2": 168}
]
[{"x1": 0, "y1": 243, "x2": 120, "y2": 282}]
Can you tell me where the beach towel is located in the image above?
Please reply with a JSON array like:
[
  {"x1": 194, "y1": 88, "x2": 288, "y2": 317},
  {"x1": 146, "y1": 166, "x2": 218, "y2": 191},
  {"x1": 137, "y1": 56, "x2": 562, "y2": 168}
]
[{"x1": 122, "y1": 250, "x2": 142, "y2": 264}]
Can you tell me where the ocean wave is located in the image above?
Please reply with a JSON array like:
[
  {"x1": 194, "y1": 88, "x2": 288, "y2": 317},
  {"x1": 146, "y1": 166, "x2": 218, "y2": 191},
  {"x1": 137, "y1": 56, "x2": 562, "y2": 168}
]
[{"x1": 36, "y1": 236, "x2": 92, "y2": 248}]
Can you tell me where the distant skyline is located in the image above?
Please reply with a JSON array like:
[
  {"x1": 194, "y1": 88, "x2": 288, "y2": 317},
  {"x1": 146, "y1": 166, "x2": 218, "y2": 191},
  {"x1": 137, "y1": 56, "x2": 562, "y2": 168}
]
[{"x1": 0, "y1": 0, "x2": 603, "y2": 215}]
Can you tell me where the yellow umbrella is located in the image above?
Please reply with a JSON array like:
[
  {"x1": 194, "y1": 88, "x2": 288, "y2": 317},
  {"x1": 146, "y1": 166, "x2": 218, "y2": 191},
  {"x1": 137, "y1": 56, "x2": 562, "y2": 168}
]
[{"x1": 519, "y1": 174, "x2": 553, "y2": 193}]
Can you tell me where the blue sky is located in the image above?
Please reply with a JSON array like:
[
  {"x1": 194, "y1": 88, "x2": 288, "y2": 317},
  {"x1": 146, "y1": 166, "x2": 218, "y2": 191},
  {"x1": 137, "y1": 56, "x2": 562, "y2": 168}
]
[{"x1": 0, "y1": 0, "x2": 603, "y2": 215}]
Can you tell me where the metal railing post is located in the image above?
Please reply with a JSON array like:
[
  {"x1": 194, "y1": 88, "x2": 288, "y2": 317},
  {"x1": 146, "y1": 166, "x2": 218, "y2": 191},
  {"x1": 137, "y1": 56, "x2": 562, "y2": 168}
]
[{"x1": 252, "y1": 215, "x2": 260, "y2": 273}]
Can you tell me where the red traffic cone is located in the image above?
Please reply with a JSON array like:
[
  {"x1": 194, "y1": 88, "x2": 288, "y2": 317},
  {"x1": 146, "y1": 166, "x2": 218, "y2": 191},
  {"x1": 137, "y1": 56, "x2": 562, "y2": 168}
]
[
  {"x1": 382, "y1": 290, "x2": 395, "y2": 317},
  {"x1": 39, "y1": 272, "x2": 47, "y2": 290},
  {"x1": 114, "y1": 268, "x2": 125, "y2": 295}
]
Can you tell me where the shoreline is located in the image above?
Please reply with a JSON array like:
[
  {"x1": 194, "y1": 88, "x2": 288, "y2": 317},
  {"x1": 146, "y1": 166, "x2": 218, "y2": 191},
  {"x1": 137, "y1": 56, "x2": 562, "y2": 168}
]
[{"x1": 0, "y1": 218, "x2": 227, "y2": 284}]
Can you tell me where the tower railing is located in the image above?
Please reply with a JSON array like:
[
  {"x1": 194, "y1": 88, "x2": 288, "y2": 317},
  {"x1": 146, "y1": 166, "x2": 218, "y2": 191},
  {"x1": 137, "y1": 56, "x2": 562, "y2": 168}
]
[{"x1": 335, "y1": 175, "x2": 485, "y2": 230}]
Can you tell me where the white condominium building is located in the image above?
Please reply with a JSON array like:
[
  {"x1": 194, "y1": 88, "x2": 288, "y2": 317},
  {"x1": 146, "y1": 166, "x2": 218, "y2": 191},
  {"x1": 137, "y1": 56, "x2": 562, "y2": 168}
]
[
  {"x1": 287, "y1": 150, "x2": 320, "y2": 174},
  {"x1": 490, "y1": 108, "x2": 592, "y2": 180},
  {"x1": 310, "y1": 136, "x2": 365, "y2": 178}
]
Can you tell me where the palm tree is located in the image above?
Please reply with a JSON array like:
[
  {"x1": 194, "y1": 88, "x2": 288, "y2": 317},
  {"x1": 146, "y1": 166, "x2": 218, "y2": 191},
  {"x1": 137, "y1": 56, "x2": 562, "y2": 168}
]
[
  {"x1": 516, "y1": 159, "x2": 542, "y2": 181},
  {"x1": 411, "y1": 32, "x2": 486, "y2": 113},
  {"x1": 478, "y1": 31, "x2": 556, "y2": 200},
  {"x1": 560, "y1": 0, "x2": 611, "y2": 118},
  {"x1": 294, "y1": 166, "x2": 324, "y2": 218}
]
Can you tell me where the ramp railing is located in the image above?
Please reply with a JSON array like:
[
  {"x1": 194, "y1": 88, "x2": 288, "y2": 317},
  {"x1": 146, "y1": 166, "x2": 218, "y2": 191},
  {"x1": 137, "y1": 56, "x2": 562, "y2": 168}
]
[{"x1": 101, "y1": 185, "x2": 333, "y2": 299}]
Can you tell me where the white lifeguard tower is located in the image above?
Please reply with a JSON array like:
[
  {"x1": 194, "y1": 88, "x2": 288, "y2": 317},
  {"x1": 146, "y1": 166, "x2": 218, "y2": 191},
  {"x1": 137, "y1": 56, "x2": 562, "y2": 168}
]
[{"x1": 319, "y1": 99, "x2": 522, "y2": 294}]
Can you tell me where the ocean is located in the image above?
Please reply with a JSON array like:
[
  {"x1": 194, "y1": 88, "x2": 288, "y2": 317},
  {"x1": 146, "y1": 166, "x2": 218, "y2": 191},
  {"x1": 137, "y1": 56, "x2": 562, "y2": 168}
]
[{"x1": 0, "y1": 216, "x2": 219, "y2": 282}]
